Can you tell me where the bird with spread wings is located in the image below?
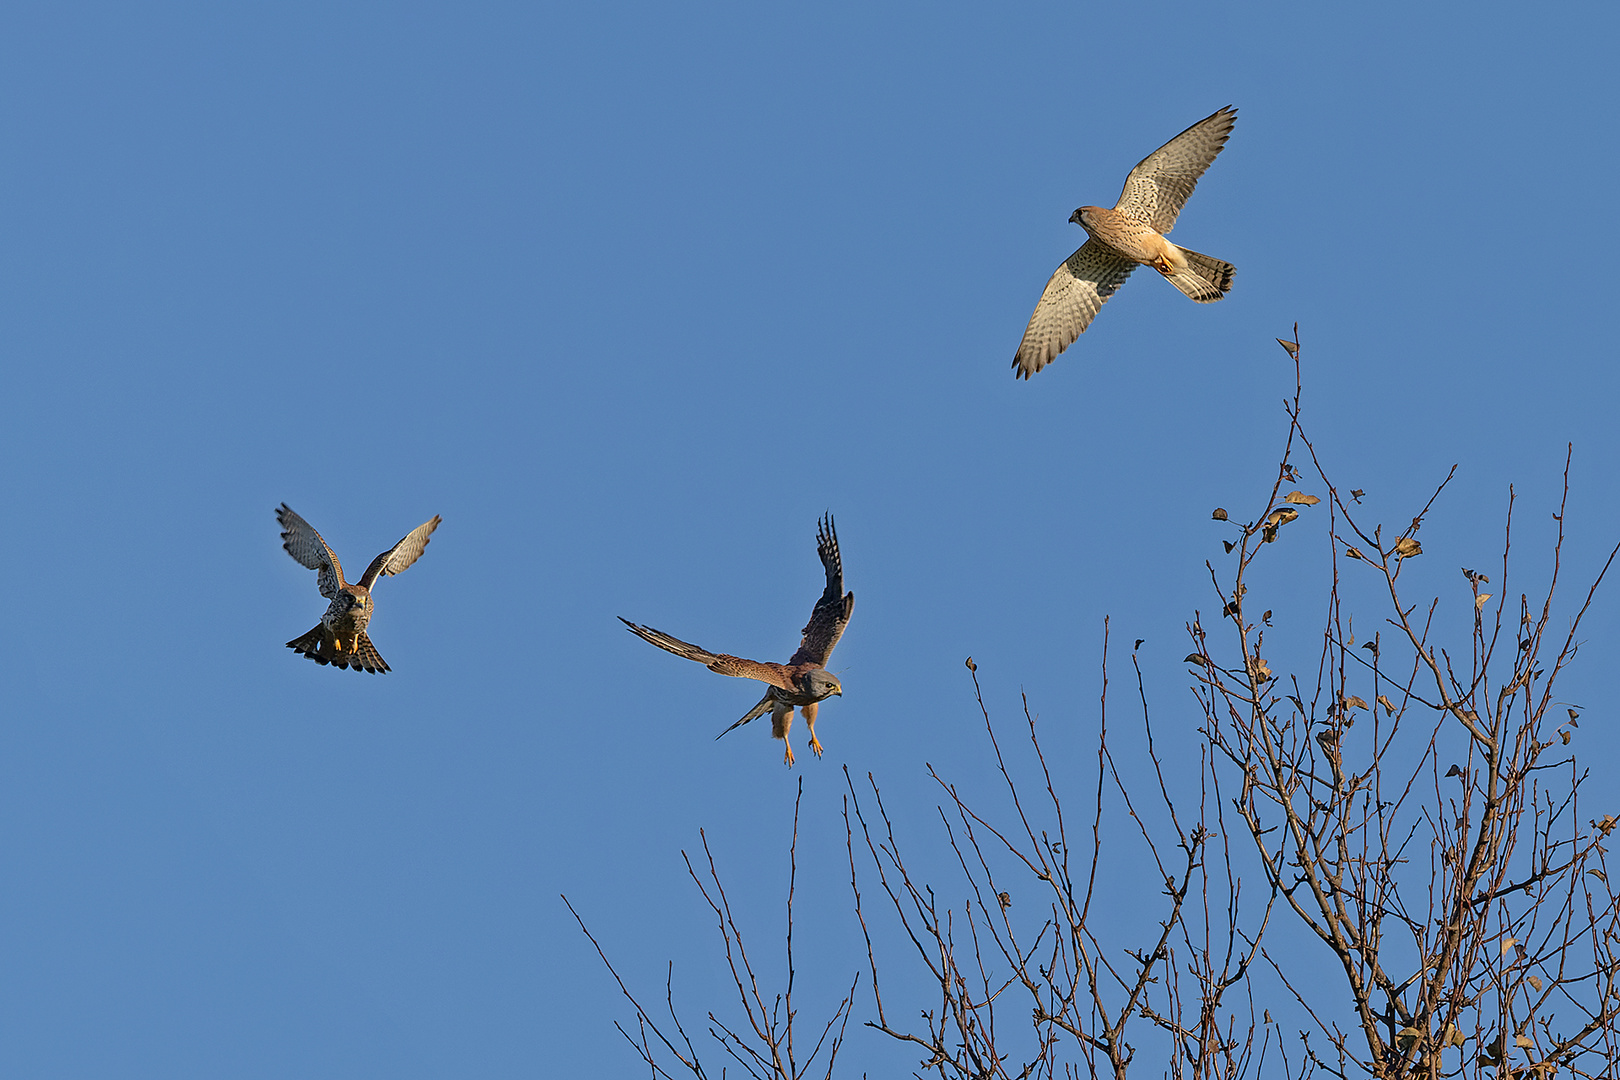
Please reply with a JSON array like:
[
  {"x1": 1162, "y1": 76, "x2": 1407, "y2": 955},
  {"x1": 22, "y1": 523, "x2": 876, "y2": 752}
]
[
  {"x1": 1014, "y1": 105, "x2": 1237, "y2": 378},
  {"x1": 276, "y1": 504, "x2": 441, "y2": 673},
  {"x1": 620, "y1": 514, "x2": 854, "y2": 766}
]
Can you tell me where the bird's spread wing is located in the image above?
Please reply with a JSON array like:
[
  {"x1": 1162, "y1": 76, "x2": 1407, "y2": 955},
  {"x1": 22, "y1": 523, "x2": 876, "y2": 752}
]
[
  {"x1": 277, "y1": 504, "x2": 346, "y2": 599},
  {"x1": 619, "y1": 618, "x2": 796, "y2": 690},
  {"x1": 789, "y1": 514, "x2": 854, "y2": 667},
  {"x1": 358, "y1": 516, "x2": 442, "y2": 590},
  {"x1": 1113, "y1": 105, "x2": 1236, "y2": 233},
  {"x1": 1012, "y1": 241, "x2": 1137, "y2": 378}
]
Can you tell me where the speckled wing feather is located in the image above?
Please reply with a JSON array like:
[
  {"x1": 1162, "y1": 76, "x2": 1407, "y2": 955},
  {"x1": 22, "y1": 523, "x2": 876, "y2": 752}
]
[
  {"x1": 1013, "y1": 240, "x2": 1137, "y2": 378},
  {"x1": 619, "y1": 618, "x2": 796, "y2": 691},
  {"x1": 788, "y1": 514, "x2": 855, "y2": 667},
  {"x1": 358, "y1": 516, "x2": 442, "y2": 589},
  {"x1": 277, "y1": 503, "x2": 346, "y2": 599},
  {"x1": 1114, "y1": 105, "x2": 1236, "y2": 233}
]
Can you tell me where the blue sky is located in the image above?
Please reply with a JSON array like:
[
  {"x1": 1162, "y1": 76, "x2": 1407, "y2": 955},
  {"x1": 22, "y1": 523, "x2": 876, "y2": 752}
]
[{"x1": 2, "y1": 1, "x2": 1618, "y2": 1075}]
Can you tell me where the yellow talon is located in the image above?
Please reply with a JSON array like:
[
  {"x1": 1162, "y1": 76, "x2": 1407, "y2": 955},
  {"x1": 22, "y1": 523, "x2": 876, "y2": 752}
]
[
  {"x1": 783, "y1": 745, "x2": 795, "y2": 766},
  {"x1": 809, "y1": 735, "x2": 824, "y2": 758}
]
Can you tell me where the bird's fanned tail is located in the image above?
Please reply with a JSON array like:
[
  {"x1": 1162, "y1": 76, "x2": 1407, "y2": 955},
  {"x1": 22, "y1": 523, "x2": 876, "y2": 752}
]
[
  {"x1": 716, "y1": 690, "x2": 775, "y2": 740},
  {"x1": 1163, "y1": 247, "x2": 1234, "y2": 303},
  {"x1": 286, "y1": 626, "x2": 391, "y2": 673}
]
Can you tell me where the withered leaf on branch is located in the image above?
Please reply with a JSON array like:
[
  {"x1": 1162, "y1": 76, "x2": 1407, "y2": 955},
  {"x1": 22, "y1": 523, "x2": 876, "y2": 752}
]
[
  {"x1": 1134, "y1": 639, "x2": 1144, "y2": 649},
  {"x1": 1394, "y1": 537, "x2": 1423, "y2": 558},
  {"x1": 1211, "y1": 507, "x2": 1229, "y2": 521},
  {"x1": 1560, "y1": 730, "x2": 1572, "y2": 744},
  {"x1": 1446, "y1": 1027, "x2": 1467, "y2": 1049},
  {"x1": 1248, "y1": 656, "x2": 1272, "y2": 682},
  {"x1": 1266, "y1": 507, "x2": 1300, "y2": 528},
  {"x1": 1590, "y1": 869, "x2": 1609, "y2": 883},
  {"x1": 997, "y1": 892, "x2": 1011, "y2": 910},
  {"x1": 1223, "y1": 540, "x2": 1235, "y2": 553},
  {"x1": 1315, "y1": 729, "x2": 1339, "y2": 750},
  {"x1": 964, "y1": 657, "x2": 976, "y2": 671},
  {"x1": 1276, "y1": 336, "x2": 1300, "y2": 359},
  {"x1": 1284, "y1": 491, "x2": 1321, "y2": 506},
  {"x1": 1515, "y1": 1035, "x2": 1534, "y2": 1049},
  {"x1": 1501, "y1": 937, "x2": 1518, "y2": 955},
  {"x1": 1345, "y1": 546, "x2": 1365, "y2": 560},
  {"x1": 1568, "y1": 708, "x2": 1580, "y2": 723},
  {"x1": 1378, "y1": 694, "x2": 1395, "y2": 715},
  {"x1": 1185, "y1": 653, "x2": 1210, "y2": 666},
  {"x1": 1262, "y1": 525, "x2": 1278, "y2": 543},
  {"x1": 1476, "y1": 593, "x2": 1493, "y2": 611},
  {"x1": 1446, "y1": 764, "x2": 1464, "y2": 778},
  {"x1": 1350, "y1": 488, "x2": 1365, "y2": 502},
  {"x1": 1595, "y1": 815, "x2": 1617, "y2": 836},
  {"x1": 1262, "y1": 609, "x2": 1273, "y2": 625},
  {"x1": 1528, "y1": 975, "x2": 1543, "y2": 992},
  {"x1": 1343, "y1": 695, "x2": 1368, "y2": 711}
]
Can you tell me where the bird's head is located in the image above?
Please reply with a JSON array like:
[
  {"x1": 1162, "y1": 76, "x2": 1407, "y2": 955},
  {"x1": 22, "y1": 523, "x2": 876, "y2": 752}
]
[
  {"x1": 805, "y1": 669, "x2": 843, "y2": 700},
  {"x1": 1070, "y1": 206, "x2": 1098, "y2": 229},
  {"x1": 343, "y1": 588, "x2": 370, "y2": 613}
]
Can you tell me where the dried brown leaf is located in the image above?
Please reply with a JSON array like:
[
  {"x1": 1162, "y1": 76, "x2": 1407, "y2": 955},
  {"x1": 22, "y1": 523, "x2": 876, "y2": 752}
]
[
  {"x1": 1284, "y1": 491, "x2": 1321, "y2": 506},
  {"x1": 1394, "y1": 537, "x2": 1422, "y2": 558},
  {"x1": 1377, "y1": 694, "x2": 1394, "y2": 715},
  {"x1": 1346, "y1": 546, "x2": 1364, "y2": 560},
  {"x1": 1211, "y1": 507, "x2": 1228, "y2": 521}
]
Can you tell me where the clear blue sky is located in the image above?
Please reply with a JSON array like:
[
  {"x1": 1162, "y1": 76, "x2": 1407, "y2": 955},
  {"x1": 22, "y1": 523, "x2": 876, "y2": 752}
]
[{"x1": 3, "y1": 2, "x2": 1617, "y2": 1075}]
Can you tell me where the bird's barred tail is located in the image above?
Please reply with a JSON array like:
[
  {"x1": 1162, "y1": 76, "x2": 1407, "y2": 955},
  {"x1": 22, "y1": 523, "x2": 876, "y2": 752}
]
[
  {"x1": 286, "y1": 626, "x2": 391, "y2": 673},
  {"x1": 1166, "y1": 248, "x2": 1234, "y2": 303}
]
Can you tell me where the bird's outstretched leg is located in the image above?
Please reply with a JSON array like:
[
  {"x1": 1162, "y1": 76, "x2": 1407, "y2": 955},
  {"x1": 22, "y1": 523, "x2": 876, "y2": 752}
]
[
  {"x1": 772, "y1": 702, "x2": 795, "y2": 767},
  {"x1": 803, "y1": 702, "x2": 823, "y2": 759}
]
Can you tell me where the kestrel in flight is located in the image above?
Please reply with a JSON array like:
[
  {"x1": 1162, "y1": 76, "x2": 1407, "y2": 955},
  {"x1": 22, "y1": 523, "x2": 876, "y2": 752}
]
[
  {"x1": 1013, "y1": 105, "x2": 1237, "y2": 378},
  {"x1": 276, "y1": 504, "x2": 441, "y2": 674},
  {"x1": 620, "y1": 514, "x2": 854, "y2": 766}
]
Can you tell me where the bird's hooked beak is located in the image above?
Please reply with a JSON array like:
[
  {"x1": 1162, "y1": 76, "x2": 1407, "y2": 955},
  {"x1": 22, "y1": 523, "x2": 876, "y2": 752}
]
[{"x1": 1069, "y1": 208, "x2": 1086, "y2": 226}]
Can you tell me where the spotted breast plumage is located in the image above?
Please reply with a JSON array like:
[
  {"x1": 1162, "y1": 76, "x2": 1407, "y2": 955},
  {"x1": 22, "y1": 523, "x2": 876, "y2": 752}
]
[
  {"x1": 1013, "y1": 105, "x2": 1237, "y2": 378},
  {"x1": 276, "y1": 504, "x2": 441, "y2": 674},
  {"x1": 620, "y1": 514, "x2": 854, "y2": 766}
]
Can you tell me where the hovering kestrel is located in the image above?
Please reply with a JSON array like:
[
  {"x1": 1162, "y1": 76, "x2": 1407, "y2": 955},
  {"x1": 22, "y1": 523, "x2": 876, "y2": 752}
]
[
  {"x1": 276, "y1": 504, "x2": 441, "y2": 673},
  {"x1": 1013, "y1": 105, "x2": 1237, "y2": 378},
  {"x1": 620, "y1": 514, "x2": 854, "y2": 766}
]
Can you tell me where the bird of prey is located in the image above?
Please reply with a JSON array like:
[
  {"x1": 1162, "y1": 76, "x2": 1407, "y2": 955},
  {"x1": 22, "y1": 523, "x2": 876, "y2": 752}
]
[
  {"x1": 1013, "y1": 105, "x2": 1237, "y2": 378},
  {"x1": 620, "y1": 514, "x2": 854, "y2": 766},
  {"x1": 276, "y1": 504, "x2": 441, "y2": 673}
]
